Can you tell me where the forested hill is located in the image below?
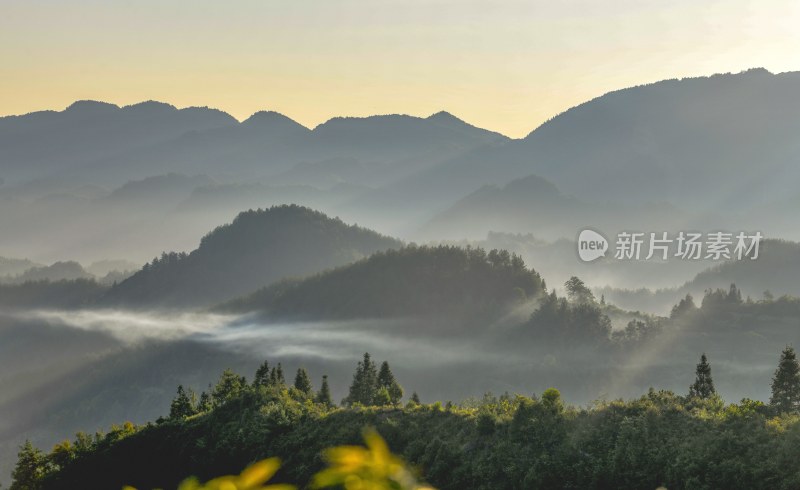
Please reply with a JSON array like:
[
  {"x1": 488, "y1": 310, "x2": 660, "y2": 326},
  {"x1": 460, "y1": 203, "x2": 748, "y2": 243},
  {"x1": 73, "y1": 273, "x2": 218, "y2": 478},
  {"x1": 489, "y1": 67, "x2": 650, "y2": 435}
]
[
  {"x1": 221, "y1": 245, "x2": 545, "y2": 322},
  {"x1": 102, "y1": 205, "x2": 403, "y2": 307}
]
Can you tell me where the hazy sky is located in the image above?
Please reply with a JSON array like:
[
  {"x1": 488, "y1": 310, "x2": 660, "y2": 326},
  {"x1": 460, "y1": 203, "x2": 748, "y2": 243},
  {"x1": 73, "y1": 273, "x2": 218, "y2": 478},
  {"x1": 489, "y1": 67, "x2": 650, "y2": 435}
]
[{"x1": 2, "y1": 0, "x2": 799, "y2": 137}]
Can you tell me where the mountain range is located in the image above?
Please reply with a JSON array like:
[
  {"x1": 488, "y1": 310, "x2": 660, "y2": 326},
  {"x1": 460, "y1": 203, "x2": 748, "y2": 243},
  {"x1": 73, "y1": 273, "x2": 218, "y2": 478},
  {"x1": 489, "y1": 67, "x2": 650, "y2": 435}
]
[{"x1": 2, "y1": 67, "x2": 800, "y2": 271}]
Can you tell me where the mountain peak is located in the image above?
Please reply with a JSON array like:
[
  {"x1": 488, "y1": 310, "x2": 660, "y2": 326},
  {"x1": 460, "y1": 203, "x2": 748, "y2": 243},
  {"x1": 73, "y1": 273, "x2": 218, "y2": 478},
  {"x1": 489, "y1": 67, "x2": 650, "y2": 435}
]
[
  {"x1": 427, "y1": 111, "x2": 463, "y2": 124},
  {"x1": 242, "y1": 110, "x2": 307, "y2": 130},
  {"x1": 123, "y1": 100, "x2": 177, "y2": 113},
  {"x1": 65, "y1": 100, "x2": 119, "y2": 114},
  {"x1": 739, "y1": 67, "x2": 772, "y2": 76}
]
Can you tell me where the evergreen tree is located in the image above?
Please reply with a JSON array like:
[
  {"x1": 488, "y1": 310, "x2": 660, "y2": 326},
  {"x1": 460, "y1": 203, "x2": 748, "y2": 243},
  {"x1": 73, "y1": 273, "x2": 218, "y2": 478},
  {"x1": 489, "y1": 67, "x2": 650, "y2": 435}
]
[
  {"x1": 316, "y1": 375, "x2": 333, "y2": 406},
  {"x1": 211, "y1": 369, "x2": 247, "y2": 407},
  {"x1": 276, "y1": 363, "x2": 286, "y2": 385},
  {"x1": 374, "y1": 387, "x2": 392, "y2": 406},
  {"x1": 294, "y1": 368, "x2": 313, "y2": 394},
  {"x1": 253, "y1": 360, "x2": 271, "y2": 387},
  {"x1": 377, "y1": 361, "x2": 395, "y2": 389},
  {"x1": 197, "y1": 391, "x2": 213, "y2": 412},
  {"x1": 564, "y1": 276, "x2": 595, "y2": 304},
  {"x1": 346, "y1": 352, "x2": 378, "y2": 405},
  {"x1": 689, "y1": 353, "x2": 715, "y2": 399},
  {"x1": 169, "y1": 385, "x2": 196, "y2": 419},
  {"x1": 376, "y1": 361, "x2": 404, "y2": 404},
  {"x1": 411, "y1": 391, "x2": 421, "y2": 404},
  {"x1": 10, "y1": 440, "x2": 44, "y2": 490},
  {"x1": 770, "y1": 346, "x2": 800, "y2": 412}
]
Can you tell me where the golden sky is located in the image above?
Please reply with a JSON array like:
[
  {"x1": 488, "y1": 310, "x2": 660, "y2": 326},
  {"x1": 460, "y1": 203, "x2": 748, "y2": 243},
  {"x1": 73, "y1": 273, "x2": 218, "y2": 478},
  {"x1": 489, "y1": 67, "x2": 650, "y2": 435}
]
[{"x1": 2, "y1": 0, "x2": 799, "y2": 137}]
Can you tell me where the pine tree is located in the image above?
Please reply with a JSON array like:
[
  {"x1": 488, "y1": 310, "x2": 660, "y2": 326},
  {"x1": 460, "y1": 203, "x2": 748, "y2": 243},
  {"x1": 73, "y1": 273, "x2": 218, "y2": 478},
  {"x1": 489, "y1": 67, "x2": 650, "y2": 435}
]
[
  {"x1": 376, "y1": 361, "x2": 403, "y2": 405},
  {"x1": 316, "y1": 375, "x2": 333, "y2": 406},
  {"x1": 10, "y1": 440, "x2": 44, "y2": 490},
  {"x1": 770, "y1": 346, "x2": 800, "y2": 413},
  {"x1": 564, "y1": 276, "x2": 595, "y2": 304},
  {"x1": 294, "y1": 368, "x2": 313, "y2": 394},
  {"x1": 211, "y1": 369, "x2": 247, "y2": 406},
  {"x1": 276, "y1": 363, "x2": 286, "y2": 385},
  {"x1": 377, "y1": 361, "x2": 395, "y2": 389},
  {"x1": 197, "y1": 391, "x2": 213, "y2": 412},
  {"x1": 689, "y1": 353, "x2": 715, "y2": 399},
  {"x1": 346, "y1": 352, "x2": 378, "y2": 405},
  {"x1": 169, "y1": 385, "x2": 196, "y2": 419},
  {"x1": 253, "y1": 360, "x2": 271, "y2": 387},
  {"x1": 411, "y1": 392, "x2": 421, "y2": 404}
]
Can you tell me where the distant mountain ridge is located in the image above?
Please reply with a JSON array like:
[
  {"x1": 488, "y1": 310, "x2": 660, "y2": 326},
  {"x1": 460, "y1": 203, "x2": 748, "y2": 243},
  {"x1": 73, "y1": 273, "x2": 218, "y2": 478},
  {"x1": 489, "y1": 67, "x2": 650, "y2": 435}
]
[
  {"x1": 0, "y1": 102, "x2": 507, "y2": 188},
  {"x1": 359, "y1": 68, "x2": 800, "y2": 240}
]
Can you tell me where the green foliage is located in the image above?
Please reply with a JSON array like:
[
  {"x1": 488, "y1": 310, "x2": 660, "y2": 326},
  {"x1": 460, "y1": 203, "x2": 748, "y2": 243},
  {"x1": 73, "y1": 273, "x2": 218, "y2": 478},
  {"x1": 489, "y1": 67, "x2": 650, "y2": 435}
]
[
  {"x1": 771, "y1": 346, "x2": 800, "y2": 413},
  {"x1": 212, "y1": 369, "x2": 248, "y2": 407},
  {"x1": 346, "y1": 353, "x2": 379, "y2": 406},
  {"x1": 19, "y1": 350, "x2": 800, "y2": 490},
  {"x1": 105, "y1": 205, "x2": 402, "y2": 307},
  {"x1": 254, "y1": 361, "x2": 272, "y2": 388},
  {"x1": 225, "y1": 245, "x2": 544, "y2": 323},
  {"x1": 170, "y1": 385, "x2": 198, "y2": 419},
  {"x1": 293, "y1": 368, "x2": 313, "y2": 395},
  {"x1": 527, "y1": 290, "x2": 611, "y2": 344},
  {"x1": 10, "y1": 440, "x2": 45, "y2": 490},
  {"x1": 377, "y1": 361, "x2": 404, "y2": 405},
  {"x1": 689, "y1": 353, "x2": 716, "y2": 399},
  {"x1": 316, "y1": 375, "x2": 333, "y2": 407}
]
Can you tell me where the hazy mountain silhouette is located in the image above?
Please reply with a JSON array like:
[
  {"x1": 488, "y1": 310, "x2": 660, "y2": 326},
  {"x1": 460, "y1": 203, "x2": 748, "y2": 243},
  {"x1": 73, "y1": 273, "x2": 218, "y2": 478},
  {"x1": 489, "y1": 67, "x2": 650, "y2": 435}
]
[
  {"x1": 0, "y1": 257, "x2": 41, "y2": 278},
  {"x1": 0, "y1": 102, "x2": 506, "y2": 190},
  {"x1": 358, "y1": 68, "x2": 800, "y2": 239},
  {"x1": 0, "y1": 101, "x2": 236, "y2": 185},
  {"x1": 418, "y1": 174, "x2": 689, "y2": 241},
  {"x1": 102, "y1": 205, "x2": 403, "y2": 307}
]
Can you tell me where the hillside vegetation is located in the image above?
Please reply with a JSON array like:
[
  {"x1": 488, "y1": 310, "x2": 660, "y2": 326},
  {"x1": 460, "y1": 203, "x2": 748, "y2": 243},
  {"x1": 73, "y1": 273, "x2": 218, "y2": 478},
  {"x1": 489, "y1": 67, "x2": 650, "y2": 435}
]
[{"x1": 103, "y1": 205, "x2": 402, "y2": 307}]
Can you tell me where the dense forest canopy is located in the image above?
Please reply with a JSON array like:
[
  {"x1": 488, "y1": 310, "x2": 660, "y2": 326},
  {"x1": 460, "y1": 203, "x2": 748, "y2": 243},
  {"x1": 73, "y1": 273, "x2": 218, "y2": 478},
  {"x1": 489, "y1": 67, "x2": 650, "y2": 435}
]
[{"x1": 221, "y1": 245, "x2": 544, "y2": 322}]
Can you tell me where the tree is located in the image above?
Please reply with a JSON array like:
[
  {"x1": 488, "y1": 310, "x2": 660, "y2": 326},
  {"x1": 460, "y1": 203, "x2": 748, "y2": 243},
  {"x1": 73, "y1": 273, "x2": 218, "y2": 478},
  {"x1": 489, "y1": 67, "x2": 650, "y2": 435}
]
[
  {"x1": 689, "y1": 353, "x2": 715, "y2": 399},
  {"x1": 770, "y1": 346, "x2": 800, "y2": 412},
  {"x1": 253, "y1": 360, "x2": 271, "y2": 387},
  {"x1": 411, "y1": 392, "x2": 421, "y2": 404},
  {"x1": 374, "y1": 387, "x2": 392, "y2": 406},
  {"x1": 197, "y1": 391, "x2": 213, "y2": 412},
  {"x1": 670, "y1": 294, "x2": 697, "y2": 319},
  {"x1": 564, "y1": 276, "x2": 595, "y2": 304},
  {"x1": 376, "y1": 361, "x2": 404, "y2": 405},
  {"x1": 275, "y1": 363, "x2": 286, "y2": 385},
  {"x1": 169, "y1": 385, "x2": 196, "y2": 419},
  {"x1": 211, "y1": 369, "x2": 247, "y2": 406},
  {"x1": 10, "y1": 440, "x2": 44, "y2": 490},
  {"x1": 316, "y1": 375, "x2": 333, "y2": 406},
  {"x1": 294, "y1": 368, "x2": 313, "y2": 395},
  {"x1": 346, "y1": 353, "x2": 378, "y2": 405},
  {"x1": 50, "y1": 440, "x2": 76, "y2": 469}
]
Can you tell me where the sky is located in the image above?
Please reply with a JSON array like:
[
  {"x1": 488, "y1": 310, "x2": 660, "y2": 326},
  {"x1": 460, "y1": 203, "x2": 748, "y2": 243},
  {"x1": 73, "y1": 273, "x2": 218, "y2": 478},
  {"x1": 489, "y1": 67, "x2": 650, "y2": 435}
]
[{"x1": 2, "y1": 0, "x2": 799, "y2": 138}]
